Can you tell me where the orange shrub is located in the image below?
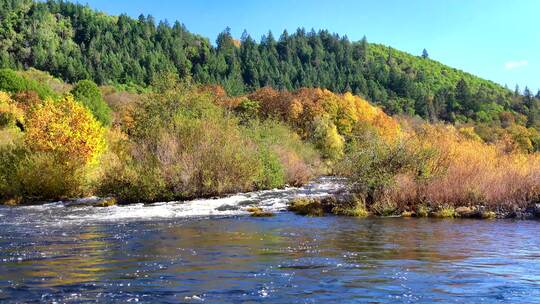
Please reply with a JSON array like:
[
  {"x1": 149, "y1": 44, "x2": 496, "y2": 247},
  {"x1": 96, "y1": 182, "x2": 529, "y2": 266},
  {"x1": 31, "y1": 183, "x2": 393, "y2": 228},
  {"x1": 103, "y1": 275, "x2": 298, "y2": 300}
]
[{"x1": 247, "y1": 87, "x2": 401, "y2": 160}]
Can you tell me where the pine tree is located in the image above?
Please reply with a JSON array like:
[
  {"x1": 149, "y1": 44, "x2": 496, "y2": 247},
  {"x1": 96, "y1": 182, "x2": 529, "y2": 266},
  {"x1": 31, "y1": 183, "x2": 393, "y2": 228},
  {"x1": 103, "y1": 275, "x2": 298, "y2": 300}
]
[
  {"x1": 0, "y1": 0, "x2": 526, "y2": 126},
  {"x1": 523, "y1": 86, "x2": 537, "y2": 127},
  {"x1": 523, "y1": 86, "x2": 533, "y2": 109},
  {"x1": 455, "y1": 78, "x2": 473, "y2": 115},
  {"x1": 359, "y1": 35, "x2": 368, "y2": 62}
]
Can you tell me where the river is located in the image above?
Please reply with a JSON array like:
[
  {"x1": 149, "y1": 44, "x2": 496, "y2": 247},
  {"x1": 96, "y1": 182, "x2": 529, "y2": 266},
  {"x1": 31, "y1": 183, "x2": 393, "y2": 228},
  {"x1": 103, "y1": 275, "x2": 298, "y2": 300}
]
[{"x1": 1, "y1": 177, "x2": 539, "y2": 303}]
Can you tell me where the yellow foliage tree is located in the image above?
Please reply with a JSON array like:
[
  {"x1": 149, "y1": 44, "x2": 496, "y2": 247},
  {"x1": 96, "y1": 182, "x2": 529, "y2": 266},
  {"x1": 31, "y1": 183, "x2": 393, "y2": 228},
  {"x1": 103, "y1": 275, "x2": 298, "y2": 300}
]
[
  {"x1": 24, "y1": 95, "x2": 105, "y2": 165},
  {"x1": 350, "y1": 92, "x2": 401, "y2": 140},
  {"x1": 0, "y1": 91, "x2": 24, "y2": 128},
  {"x1": 507, "y1": 125, "x2": 534, "y2": 153}
]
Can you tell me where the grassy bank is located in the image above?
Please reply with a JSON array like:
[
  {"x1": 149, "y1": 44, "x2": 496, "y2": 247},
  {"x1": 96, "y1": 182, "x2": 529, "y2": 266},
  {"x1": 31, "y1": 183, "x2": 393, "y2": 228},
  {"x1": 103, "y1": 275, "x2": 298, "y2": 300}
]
[
  {"x1": 332, "y1": 121, "x2": 540, "y2": 218},
  {"x1": 288, "y1": 194, "x2": 539, "y2": 220}
]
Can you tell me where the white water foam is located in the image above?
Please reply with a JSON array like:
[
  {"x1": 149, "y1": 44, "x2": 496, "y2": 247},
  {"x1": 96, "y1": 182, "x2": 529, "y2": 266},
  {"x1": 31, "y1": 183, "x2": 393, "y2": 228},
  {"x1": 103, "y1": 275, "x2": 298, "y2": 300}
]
[{"x1": 0, "y1": 177, "x2": 346, "y2": 224}]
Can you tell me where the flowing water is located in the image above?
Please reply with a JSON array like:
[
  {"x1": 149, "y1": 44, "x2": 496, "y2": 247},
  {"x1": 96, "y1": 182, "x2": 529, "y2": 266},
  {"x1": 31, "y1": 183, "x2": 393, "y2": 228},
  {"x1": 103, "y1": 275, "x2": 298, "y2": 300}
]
[{"x1": 1, "y1": 177, "x2": 540, "y2": 303}]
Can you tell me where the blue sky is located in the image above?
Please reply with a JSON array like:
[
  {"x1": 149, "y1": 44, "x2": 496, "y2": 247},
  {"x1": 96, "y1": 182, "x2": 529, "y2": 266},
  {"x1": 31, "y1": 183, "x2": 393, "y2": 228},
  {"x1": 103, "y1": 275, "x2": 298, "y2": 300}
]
[{"x1": 77, "y1": 0, "x2": 539, "y2": 92}]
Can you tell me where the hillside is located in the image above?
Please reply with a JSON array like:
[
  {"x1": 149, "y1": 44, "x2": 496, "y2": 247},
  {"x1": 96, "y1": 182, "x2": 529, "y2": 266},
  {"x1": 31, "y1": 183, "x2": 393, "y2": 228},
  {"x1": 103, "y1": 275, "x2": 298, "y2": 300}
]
[{"x1": 0, "y1": 0, "x2": 538, "y2": 127}]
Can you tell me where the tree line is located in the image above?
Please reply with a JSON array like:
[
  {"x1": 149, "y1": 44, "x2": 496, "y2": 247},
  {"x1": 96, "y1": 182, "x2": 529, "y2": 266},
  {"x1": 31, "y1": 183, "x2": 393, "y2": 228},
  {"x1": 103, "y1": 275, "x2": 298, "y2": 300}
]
[{"x1": 0, "y1": 0, "x2": 538, "y2": 128}]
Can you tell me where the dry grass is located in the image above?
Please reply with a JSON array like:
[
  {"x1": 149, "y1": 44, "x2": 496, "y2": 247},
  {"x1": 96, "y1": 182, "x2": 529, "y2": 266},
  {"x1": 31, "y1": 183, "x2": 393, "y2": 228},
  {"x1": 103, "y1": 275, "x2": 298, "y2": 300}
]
[{"x1": 386, "y1": 123, "x2": 540, "y2": 211}]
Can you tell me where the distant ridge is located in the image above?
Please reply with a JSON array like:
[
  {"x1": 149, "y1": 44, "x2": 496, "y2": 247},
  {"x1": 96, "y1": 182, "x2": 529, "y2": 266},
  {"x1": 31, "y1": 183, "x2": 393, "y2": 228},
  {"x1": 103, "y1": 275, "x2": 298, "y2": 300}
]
[{"x1": 0, "y1": 0, "x2": 538, "y2": 125}]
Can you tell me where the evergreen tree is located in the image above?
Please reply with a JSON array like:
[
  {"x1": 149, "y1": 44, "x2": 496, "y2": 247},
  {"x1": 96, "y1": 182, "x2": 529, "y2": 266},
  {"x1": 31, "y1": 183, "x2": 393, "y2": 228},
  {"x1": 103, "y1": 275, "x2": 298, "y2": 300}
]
[
  {"x1": 523, "y1": 86, "x2": 533, "y2": 109},
  {"x1": 0, "y1": 0, "x2": 529, "y2": 126},
  {"x1": 523, "y1": 86, "x2": 537, "y2": 127},
  {"x1": 455, "y1": 78, "x2": 473, "y2": 116},
  {"x1": 359, "y1": 35, "x2": 369, "y2": 62}
]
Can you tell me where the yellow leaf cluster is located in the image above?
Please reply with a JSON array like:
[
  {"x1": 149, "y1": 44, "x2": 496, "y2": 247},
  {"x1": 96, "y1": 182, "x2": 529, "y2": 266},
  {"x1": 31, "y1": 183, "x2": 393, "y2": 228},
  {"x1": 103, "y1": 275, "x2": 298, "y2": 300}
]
[
  {"x1": 248, "y1": 87, "x2": 402, "y2": 156},
  {"x1": 24, "y1": 95, "x2": 105, "y2": 165},
  {"x1": 0, "y1": 91, "x2": 25, "y2": 126}
]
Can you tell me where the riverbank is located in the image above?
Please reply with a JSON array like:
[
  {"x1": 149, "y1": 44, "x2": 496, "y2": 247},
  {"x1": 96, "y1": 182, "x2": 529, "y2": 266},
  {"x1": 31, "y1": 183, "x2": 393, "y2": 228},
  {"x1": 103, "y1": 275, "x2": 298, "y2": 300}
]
[
  {"x1": 3, "y1": 175, "x2": 539, "y2": 221},
  {"x1": 1, "y1": 71, "x2": 539, "y2": 210},
  {"x1": 288, "y1": 190, "x2": 540, "y2": 220}
]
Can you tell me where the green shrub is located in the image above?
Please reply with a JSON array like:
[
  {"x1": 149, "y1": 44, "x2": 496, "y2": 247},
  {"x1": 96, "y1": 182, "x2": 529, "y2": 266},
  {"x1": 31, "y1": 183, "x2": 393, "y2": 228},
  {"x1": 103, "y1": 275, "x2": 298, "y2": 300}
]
[
  {"x1": 97, "y1": 79, "x2": 263, "y2": 202},
  {"x1": 235, "y1": 98, "x2": 260, "y2": 124},
  {"x1": 416, "y1": 205, "x2": 430, "y2": 217},
  {"x1": 0, "y1": 144, "x2": 25, "y2": 201},
  {"x1": 17, "y1": 68, "x2": 71, "y2": 95},
  {"x1": 432, "y1": 206, "x2": 456, "y2": 218},
  {"x1": 332, "y1": 198, "x2": 369, "y2": 217},
  {"x1": 371, "y1": 196, "x2": 398, "y2": 216},
  {"x1": 243, "y1": 120, "x2": 321, "y2": 186},
  {"x1": 98, "y1": 79, "x2": 323, "y2": 203},
  {"x1": 0, "y1": 69, "x2": 55, "y2": 99},
  {"x1": 0, "y1": 94, "x2": 105, "y2": 203},
  {"x1": 14, "y1": 153, "x2": 90, "y2": 200},
  {"x1": 98, "y1": 158, "x2": 170, "y2": 203},
  {"x1": 0, "y1": 128, "x2": 22, "y2": 146},
  {"x1": 0, "y1": 91, "x2": 24, "y2": 128},
  {"x1": 311, "y1": 115, "x2": 345, "y2": 161},
  {"x1": 338, "y1": 130, "x2": 437, "y2": 206},
  {"x1": 0, "y1": 145, "x2": 92, "y2": 202},
  {"x1": 255, "y1": 147, "x2": 285, "y2": 189},
  {"x1": 71, "y1": 80, "x2": 112, "y2": 126}
]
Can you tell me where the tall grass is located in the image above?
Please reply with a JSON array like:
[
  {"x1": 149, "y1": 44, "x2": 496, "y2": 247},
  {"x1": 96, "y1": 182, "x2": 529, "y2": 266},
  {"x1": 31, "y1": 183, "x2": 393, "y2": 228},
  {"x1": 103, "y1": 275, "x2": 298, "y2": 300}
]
[{"x1": 340, "y1": 121, "x2": 540, "y2": 214}]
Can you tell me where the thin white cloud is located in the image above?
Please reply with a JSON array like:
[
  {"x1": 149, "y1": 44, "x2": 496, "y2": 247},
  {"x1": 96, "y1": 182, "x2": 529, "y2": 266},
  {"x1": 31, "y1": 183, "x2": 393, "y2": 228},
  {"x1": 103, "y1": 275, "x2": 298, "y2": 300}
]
[{"x1": 505, "y1": 60, "x2": 528, "y2": 70}]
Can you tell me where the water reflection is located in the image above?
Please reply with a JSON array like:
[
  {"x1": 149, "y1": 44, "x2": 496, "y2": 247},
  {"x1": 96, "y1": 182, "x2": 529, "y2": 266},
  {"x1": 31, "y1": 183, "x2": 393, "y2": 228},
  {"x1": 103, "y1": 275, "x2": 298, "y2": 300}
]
[
  {"x1": 0, "y1": 226, "x2": 111, "y2": 288},
  {"x1": 1, "y1": 213, "x2": 540, "y2": 303}
]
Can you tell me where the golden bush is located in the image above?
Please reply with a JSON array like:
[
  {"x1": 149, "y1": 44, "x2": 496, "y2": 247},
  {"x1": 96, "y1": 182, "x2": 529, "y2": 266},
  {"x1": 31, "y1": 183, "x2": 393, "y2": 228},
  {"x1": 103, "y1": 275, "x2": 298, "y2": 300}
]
[{"x1": 24, "y1": 95, "x2": 106, "y2": 165}]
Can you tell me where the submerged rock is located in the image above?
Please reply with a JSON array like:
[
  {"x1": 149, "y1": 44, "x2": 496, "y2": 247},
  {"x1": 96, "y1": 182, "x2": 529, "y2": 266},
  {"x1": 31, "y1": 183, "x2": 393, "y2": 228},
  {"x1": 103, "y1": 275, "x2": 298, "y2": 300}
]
[
  {"x1": 1, "y1": 198, "x2": 21, "y2": 206},
  {"x1": 480, "y1": 211, "x2": 497, "y2": 219},
  {"x1": 288, "y1": 197, "x2": 325, "y2": 216},
  {"x1": 533, "y1": 204, "x2": 540, "y2": 217},
  {"x1": 401, "y1": 211, "x2": 414, "y2": 217},
  {"x1": 455, "y1": 206, "x2": 474, "y2": 217},
  {"x1": 288, "y1": 194, "x2": 369, "y2": 217},
  {"x1": 215, "y1": 204, "x2": 240, "y2": 212},
  {"x1": 66, "y1": 197, "x2": 117, "y2": 208},
  {"x1": 95, "y1": 198, "x2": 117, "y2": 207},
  {"x1": 246, "y1": 207, "x2": 274, "y2": 217},
  {"x1": 511, "y1": 209, "x2": 536, "y2": 220}
]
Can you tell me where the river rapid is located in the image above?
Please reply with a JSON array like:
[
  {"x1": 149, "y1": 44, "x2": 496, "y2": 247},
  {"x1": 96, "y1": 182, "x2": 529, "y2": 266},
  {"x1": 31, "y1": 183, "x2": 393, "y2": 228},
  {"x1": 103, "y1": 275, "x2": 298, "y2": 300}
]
[{"x1": 1, "y1": 177, "x2": 540, "y2": 303}]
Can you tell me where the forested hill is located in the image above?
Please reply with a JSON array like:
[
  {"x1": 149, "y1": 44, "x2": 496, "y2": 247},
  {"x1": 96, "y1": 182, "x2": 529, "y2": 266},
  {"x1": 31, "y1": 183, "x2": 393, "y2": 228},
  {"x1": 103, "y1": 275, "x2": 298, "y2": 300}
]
[{"x1": 1, "y1": 0, "x2": 539, "y2": 126}]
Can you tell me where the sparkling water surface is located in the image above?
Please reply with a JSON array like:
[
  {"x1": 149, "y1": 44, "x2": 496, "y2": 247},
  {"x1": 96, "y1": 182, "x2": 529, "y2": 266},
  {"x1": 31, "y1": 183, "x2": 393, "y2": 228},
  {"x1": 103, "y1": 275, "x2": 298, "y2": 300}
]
[{"x1": 1, "y1": 178, "x2": 539, "y2": 303}]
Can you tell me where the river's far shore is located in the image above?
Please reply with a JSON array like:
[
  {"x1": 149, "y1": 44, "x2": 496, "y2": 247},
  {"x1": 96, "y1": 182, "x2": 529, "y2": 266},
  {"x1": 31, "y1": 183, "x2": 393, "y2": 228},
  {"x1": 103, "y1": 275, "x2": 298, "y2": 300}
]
[
  {"x1": 3, "y1": 180, "x2": 540, "y2": 221},
  {"x1": 287, "y1": 189, "x2": 540, "y2": 220}
]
